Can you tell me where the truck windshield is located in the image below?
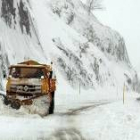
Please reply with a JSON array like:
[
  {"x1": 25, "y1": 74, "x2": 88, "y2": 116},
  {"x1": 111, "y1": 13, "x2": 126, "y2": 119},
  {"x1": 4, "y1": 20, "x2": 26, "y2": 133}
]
[{"x1": 10, "y1": 67, "x2": 44, "y2": 78}]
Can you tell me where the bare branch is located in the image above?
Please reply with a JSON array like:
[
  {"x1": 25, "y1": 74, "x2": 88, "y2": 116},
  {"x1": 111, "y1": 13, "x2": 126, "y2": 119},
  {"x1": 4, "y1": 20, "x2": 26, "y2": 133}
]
[{"x1": 86, "y1": 0, "x2": 104, "y2": 15}]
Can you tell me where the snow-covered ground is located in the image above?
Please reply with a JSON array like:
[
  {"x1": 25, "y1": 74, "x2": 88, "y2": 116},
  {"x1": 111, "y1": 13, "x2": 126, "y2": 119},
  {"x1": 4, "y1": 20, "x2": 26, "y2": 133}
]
[
  {"x1": 83, "y1": 98, "x2": 140, "y2": 140},
  {"x1": 0, "y1": 88, "x2": 140, "y2": 140}
]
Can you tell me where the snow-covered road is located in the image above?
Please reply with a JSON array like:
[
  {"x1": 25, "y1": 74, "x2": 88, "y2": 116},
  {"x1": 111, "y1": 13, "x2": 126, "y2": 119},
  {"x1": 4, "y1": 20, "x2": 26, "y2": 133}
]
[
  {"x1": 0, "y1": 92, "x2": 109, "y2": 140},
  {"x1": 48, "y1": 101, "x2": 110, "y2": 140},
  {"x1": 0, "y1": 90, "x2": 140, "y2": 140}
]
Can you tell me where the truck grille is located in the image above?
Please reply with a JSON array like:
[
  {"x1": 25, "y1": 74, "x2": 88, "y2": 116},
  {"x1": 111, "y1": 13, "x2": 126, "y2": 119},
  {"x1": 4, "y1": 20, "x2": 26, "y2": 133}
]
[{"x1": 10, "y1": 85, "x2": 41, "y2": 94}]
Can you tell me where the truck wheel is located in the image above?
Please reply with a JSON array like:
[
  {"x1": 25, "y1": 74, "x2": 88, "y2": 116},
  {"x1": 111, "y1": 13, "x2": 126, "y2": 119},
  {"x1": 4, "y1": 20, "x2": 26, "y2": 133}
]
[
  {"x1": 11, "y1": 101, "x2": 21, "y2": 110},
  {"x1": 49, "y1": 92, "x2": 55, "y2": 114}
]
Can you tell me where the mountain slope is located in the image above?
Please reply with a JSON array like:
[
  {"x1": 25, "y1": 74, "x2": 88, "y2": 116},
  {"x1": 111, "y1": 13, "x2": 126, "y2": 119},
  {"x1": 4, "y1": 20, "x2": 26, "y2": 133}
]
[{"x1": 0, "y1": 0, "x2": 139, "y2": 92}]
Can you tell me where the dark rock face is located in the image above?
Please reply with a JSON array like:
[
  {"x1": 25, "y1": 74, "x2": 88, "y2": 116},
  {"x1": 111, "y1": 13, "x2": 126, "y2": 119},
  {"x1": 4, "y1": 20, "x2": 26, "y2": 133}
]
[
  {"x1": 51, "y1": 0, "x2": 75, "y2": 25},
  {"x1": 18, "y1": 0, "x2": 31, "y2": 35},
  {"x1": 1, "y1": 0, "x2": 31, "y2": 35},
  {"x1": 1, "y1": 0, "x2": 16, "y2": 27},
  {"x1": 0, "y1": 42, "x2": 9, "y2": 90},
  {"x1": 53, "y1": 38, "x2": 94, "y2": 88}
]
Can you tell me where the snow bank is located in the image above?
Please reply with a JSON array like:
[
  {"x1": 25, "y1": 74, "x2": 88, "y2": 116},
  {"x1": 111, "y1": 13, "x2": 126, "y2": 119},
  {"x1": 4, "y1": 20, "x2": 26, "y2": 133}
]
[
  {"x1": 77, "y1": 97, "x2": 140, "y2": 140},
  {"x1": 0, "y1": 95, "x2": 50, "y2": 117}
]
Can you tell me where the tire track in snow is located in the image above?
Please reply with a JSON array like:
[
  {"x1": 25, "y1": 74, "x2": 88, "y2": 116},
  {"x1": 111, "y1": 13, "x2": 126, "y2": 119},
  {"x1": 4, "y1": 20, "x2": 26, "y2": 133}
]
[
  {"x1": 47, "y1": 101, "x2": 110, "y2": 140},
  {"x1": 55, "y1": 101, "x2": 110, "y2": 116},
  {"x1": 48, "y1": 128, "x2": 85, "y2": 140}
]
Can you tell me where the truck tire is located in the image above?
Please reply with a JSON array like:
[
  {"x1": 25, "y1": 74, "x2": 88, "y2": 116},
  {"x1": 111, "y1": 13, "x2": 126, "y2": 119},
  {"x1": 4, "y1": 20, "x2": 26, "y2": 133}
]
[
  {"x1": 11, "y1": 100, "x2": 21, "y2": 110},
  {"x1": 49, "y1": 92, "x2": 55, "y2": 114}
]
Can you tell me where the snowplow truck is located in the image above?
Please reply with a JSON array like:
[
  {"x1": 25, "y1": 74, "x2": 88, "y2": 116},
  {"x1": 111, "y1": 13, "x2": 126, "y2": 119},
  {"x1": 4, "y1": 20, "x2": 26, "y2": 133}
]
[{"x1": 5, "y1": 60, "x2": 56, "y2": 114}]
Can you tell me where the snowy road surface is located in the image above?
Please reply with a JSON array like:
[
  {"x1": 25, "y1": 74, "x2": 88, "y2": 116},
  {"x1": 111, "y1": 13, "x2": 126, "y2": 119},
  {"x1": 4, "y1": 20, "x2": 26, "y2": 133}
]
[
  {"x1": 0, "y1": 91, "x2": 140, "y2": 140},
  {"x1": 0, "y1": 96, "x2": 108, "y2": 140}
]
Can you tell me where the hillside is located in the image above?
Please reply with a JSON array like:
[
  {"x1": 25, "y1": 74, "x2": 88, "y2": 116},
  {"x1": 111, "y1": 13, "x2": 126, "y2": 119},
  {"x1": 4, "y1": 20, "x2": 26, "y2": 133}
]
[{"x1": 0, "y1": 0, "x2": 139, "y2": 93}]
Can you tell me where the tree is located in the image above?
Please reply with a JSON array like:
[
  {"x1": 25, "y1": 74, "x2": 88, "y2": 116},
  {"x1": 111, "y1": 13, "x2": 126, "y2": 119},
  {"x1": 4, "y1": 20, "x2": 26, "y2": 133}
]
[{"x1": 86, "y1": 0, "x2": 103, "y2": 15}]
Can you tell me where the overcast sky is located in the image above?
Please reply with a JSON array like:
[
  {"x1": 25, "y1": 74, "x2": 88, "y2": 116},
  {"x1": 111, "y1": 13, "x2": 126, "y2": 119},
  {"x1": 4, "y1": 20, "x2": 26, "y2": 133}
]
[{"x1": 94, "y1": 0, "x2": 140, "y2": 69}]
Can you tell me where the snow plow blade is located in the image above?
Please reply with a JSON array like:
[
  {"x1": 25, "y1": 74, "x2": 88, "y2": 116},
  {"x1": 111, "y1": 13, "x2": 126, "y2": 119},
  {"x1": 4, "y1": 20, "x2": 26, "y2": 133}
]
[{"x1": 0, "y1": 94, "x2": 21, "y2": 109}]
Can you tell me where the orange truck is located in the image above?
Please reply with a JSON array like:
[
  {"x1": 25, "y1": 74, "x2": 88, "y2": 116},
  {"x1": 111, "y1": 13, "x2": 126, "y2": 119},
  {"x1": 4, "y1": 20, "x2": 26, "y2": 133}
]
[{"x1": 4, "y1": 60, "x2": 56, "y2": 114}]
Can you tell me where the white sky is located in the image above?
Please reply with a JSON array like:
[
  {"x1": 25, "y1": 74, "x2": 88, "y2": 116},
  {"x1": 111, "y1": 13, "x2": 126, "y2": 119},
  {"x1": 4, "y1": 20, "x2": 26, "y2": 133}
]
[{"x1": 93, "y1": 0, "x2": 140, "y2": 69}]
